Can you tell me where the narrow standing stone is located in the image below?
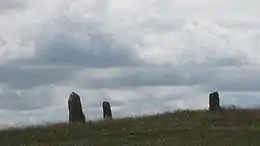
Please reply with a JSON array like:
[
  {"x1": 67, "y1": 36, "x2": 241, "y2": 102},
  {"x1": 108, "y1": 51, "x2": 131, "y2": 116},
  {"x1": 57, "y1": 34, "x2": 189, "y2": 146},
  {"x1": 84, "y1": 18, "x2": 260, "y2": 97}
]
[
  {"x1": 68, "y1": 92, "x2": 86, "y2": 123},
  {"x1": 209, "y1": 91, "x2": 220, "y2": 112},
  {"x1": 102, "y1": 101, "x2": 113, "y2": 119}
]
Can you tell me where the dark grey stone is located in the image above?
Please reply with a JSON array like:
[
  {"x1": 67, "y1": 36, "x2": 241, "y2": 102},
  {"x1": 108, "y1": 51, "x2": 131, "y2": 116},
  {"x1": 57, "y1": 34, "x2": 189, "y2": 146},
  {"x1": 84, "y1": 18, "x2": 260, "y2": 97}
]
[
  {"x1": 209, "y1": 91, "x2": 220, "y2": 112},
  {"x1": 68, "y1": 92, "x2": 86, "y2": 123},
  {"x1": 102, "y1": 101, "x2": 113, "y2": 119}
]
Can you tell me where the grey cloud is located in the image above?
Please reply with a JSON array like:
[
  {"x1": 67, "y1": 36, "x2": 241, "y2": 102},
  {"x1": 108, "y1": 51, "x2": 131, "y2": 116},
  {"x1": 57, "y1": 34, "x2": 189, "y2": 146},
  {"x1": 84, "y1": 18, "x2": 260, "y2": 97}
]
[
  {"x1": 8, "y1": 17, "x2": 144, "y2": 69},
  {"x1": 218, "y1": 21, "x2": 260, "y2": 30},
  {"x1": 0, "y1": 0, "x2": 27, "y2": 13},
  {"x1": 0, "y1": 65, "x2": 76, "y2": 89},
  {"x1": 188, "y1": 67, "x2": 260, "y2": 92},
  {"x1": 202, "y1": 71, "x2": 260, "y2": 92},
  {"x1": 34, "y1": 33, "x2": 141, "y2": 68},
  {"x1": 71, "y1": 67, "x2": 193, "y2": 89},
  {"x1": 219, "y1": 92, "x2": 260, "y2": 108},
  {"x1": 0, "y1": 85, "x2": 55, "y2": 110},
  {"x1": 69, "y1": 65, "x2": 260, "y2": 93},
  {"x1": 139, "y1": 18, "x2": 186, "y2": 32},
  {"x1": 201, "y1": 57, "x2": 248, "y2": 67},
  {"x1": 88, "y1": 72, "x2": 189, "y2": 88},
  {"x1": 1, "y1": 56, "x2": 247, "y2": 92},
  {"x1": 1, "y1": 11, "x2": 144, "y2": 90},
  {"x1": 171, "y1": 57, "x2": 248, "y2": 68}
]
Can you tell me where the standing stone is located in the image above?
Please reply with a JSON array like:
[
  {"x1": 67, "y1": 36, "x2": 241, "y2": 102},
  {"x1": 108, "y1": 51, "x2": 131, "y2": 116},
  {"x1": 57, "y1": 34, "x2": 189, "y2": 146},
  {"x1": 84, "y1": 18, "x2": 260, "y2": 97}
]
[
  {"x1": 209, "y1": 91, "x2": 220, "y2": 112},
  {"x1": 68, "y1": 92, "x2": 86, "y2": 123},
  {"x1": 102, "y1": 101, "x2": 113, "y2": 119}
]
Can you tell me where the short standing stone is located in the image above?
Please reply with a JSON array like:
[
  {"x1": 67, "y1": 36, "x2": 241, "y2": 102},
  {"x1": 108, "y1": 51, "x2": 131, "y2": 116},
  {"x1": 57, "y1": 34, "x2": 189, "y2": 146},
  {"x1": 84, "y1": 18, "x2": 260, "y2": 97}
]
[
  {"x1": 68, "y1": 92, "x2": 86, "y2": 123},
  {"x1": 102, "y1": 101, "x2": 113, "y2": 119},
  {"x1": 209, "y1": 91, "x2": 220, "y2": 112}
]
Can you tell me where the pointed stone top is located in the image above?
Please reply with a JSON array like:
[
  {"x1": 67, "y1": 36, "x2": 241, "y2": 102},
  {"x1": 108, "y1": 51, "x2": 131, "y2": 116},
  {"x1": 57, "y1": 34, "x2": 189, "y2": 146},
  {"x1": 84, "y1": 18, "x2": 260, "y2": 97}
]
[
  {"x1": 103, "y1": 101, "x2": 110, "y2": 105},
  {"x1": 70, "y1": 92, "x2": 79, "y2": 96}
]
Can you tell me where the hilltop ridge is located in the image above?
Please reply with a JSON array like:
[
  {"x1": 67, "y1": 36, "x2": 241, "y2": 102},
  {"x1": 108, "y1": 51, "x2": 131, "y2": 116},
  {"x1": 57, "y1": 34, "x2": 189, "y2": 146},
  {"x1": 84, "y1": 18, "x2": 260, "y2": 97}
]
[{"x1": 0, "y1": 108, "x2": 260, "y2": 145}]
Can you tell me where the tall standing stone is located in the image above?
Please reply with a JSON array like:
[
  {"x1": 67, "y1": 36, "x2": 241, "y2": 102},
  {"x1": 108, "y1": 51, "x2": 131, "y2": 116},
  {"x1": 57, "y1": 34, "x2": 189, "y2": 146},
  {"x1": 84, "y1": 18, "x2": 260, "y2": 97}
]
[
  {"x1": 209, "y1": 91, "x2": 220, "y2": 112},
  {"x1": 68, "y1": 92, "x2": 86, "y2": 123},
  {"x1": 102, "y1": 101, "x2": 113, "y2": 119}
]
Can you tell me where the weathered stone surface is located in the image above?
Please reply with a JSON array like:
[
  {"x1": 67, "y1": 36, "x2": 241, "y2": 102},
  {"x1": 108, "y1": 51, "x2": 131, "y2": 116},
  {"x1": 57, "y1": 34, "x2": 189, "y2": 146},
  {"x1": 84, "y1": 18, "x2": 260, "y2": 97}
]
[
  {"x1": 102, "y1": 101, "x2": 113, "y2": 119},
  {"x1": 209, "y1": 91, "x2": 220, "y2": 112},
  {"x1": 68, "y1": 92, "x2": 86, "y2": 123}
]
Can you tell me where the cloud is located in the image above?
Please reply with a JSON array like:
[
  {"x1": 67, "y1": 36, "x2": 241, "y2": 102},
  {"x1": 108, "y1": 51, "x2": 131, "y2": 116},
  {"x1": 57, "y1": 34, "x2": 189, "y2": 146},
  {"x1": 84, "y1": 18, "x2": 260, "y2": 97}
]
[
  {"x1": 67, "y1": 67, "x2": 191, "y2": 89},
  {"x1": 219, "y1": 92, "x2": 260, "y2": 108},
  {"x1": 200, "y1": 67, "x2": 260, "y2": 92},
  {"x1": 0, "y1": 84, "x2": 63, "y2": 111},
  {"x1": 64, "y1": 65, "x2": 260, "y2": 93},
  {"x1": 135, "y1": 21, "x2": 259, "y2": 66},
  {"x1": 0, "y1": 0, "x2": 27, "y2": 13},
  {"x1": 0, "y1": 65, "x2": 77, "y2": 89},
  {"x1": 16, "y1": 28, "x2": 143, "y2": 68},
  {"x1": 2, "y1": 0, "x2": 143, "y2": 68}
]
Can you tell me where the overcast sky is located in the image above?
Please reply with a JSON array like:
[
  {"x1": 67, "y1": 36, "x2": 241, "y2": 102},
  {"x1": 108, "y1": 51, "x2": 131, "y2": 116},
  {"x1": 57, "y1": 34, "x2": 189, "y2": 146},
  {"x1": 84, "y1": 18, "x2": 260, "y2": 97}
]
[{"x1": 0, "y1": 0, "x2": 260, "y2": 129}]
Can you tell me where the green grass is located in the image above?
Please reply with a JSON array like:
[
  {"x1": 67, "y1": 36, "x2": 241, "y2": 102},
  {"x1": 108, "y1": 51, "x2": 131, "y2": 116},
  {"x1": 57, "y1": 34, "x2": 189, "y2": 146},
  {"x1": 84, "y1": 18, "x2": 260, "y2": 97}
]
[{"x1": 1, "y1": 108, "x2": 260, "y2": 146}]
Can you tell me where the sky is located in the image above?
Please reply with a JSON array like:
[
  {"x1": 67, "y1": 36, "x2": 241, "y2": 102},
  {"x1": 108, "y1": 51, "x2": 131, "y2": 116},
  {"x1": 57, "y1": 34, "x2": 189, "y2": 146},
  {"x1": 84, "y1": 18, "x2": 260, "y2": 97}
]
[{"x1": 0, "y1": 0, "x2": 260, "y2": 129}]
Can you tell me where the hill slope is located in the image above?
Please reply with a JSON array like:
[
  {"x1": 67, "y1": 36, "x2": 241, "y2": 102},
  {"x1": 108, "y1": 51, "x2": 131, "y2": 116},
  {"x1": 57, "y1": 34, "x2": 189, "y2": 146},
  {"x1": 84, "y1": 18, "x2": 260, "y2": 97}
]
[{"x1": 1, "y1": 109, "x2": 260, "y2": 146}]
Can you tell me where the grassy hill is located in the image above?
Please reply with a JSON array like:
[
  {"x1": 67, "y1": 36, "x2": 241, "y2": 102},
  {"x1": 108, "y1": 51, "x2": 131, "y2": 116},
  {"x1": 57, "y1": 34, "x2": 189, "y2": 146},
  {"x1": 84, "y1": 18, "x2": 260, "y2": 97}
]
[{"x1": 1, "y1": 108, "x2": 260, "y2": 146}]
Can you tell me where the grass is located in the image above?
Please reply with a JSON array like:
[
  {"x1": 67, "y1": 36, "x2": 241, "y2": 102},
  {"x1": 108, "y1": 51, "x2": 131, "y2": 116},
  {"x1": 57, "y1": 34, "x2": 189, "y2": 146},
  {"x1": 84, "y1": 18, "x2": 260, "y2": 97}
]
[{"x1": 1, "y1": 108, "x2": 260, "y2": 145}]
